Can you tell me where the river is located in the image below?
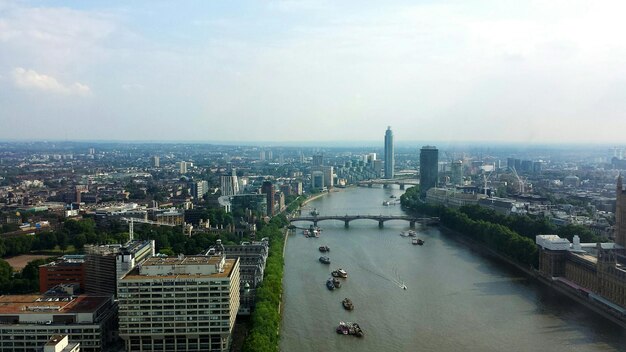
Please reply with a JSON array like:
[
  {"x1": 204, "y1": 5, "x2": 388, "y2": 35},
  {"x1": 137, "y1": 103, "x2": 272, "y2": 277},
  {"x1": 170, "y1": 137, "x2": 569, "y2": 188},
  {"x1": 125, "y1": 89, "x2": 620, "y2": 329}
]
[{"x1": 280, "y1": 186, "x2": 626, "y2": 352}]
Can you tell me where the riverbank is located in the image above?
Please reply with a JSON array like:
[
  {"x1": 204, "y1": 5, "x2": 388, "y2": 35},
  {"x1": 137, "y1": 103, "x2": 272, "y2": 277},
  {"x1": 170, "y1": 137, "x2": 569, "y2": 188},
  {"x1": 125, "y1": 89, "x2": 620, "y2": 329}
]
[{"x1": 438, "y1": 224, "x2": 626, "y2": 329}]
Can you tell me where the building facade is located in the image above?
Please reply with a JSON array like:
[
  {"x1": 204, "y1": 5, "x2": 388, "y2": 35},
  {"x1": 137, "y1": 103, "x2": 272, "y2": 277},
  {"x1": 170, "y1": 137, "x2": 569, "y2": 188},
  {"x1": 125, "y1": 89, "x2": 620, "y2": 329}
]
[
  {"x1": 384, "y1": 126, "x2": 394, "y2": 179},
  {"x1": 0, "y1": 294, "x2": 116, "y2": 352},
  {"x1": 615, "y1": 175, "x2": 626, "y2": 248},
  {"x1": 39, "y1": 256, "x2": 85, "y2": 293},
  {"x1": 419, "y1": 146, "x2": 439, "y2": 199},
  {"x1": 118, "y1": 255, "x2": 240, "y2": 352}
]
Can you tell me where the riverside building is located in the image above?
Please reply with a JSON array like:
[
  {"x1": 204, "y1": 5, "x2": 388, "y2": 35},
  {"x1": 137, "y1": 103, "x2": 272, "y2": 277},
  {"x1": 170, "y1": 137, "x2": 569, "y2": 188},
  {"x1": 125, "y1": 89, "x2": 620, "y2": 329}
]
[{"x1": 117, "y1": 254, "x2": 240, "y2": 352}]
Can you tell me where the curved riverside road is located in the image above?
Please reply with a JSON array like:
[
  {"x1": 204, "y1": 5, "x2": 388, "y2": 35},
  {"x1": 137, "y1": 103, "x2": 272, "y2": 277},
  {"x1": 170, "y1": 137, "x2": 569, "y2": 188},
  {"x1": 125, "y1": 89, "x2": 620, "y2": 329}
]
[{"x1": 280, "y1": 187, "x2": 626, "y2": 352}]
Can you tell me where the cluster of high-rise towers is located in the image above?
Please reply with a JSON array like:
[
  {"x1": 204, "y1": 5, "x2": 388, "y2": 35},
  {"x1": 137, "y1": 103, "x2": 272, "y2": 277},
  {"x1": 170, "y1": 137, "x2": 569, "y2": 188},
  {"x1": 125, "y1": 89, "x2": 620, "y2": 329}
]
[{"x1": 384, "y1": 126, "x2": 439, "y2": 198}]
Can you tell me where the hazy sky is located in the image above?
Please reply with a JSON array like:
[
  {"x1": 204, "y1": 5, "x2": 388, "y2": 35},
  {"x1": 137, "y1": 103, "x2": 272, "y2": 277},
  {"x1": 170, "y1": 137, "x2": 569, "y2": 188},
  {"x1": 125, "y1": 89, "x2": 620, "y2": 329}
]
[{"x1": 1, "y1": 0, "x2": 625, "y2": 144}]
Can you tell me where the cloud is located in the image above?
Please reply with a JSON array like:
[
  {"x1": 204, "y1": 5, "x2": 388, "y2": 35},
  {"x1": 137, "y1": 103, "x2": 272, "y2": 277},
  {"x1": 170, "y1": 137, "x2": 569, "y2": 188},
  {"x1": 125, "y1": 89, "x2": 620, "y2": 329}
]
[{"x1": 12, "y1": 67, "x2": 91, "y2": 96}]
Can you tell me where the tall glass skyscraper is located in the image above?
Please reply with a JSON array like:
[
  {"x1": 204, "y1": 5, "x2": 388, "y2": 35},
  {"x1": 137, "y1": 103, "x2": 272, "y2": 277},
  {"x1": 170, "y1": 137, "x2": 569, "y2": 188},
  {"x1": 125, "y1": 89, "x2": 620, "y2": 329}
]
[
  {"x1": 384, "y1": 126, "x2": 394, "y2": 179},
  {"x1": 420, "y1": 146, "x2": 439, "y2": 198}
]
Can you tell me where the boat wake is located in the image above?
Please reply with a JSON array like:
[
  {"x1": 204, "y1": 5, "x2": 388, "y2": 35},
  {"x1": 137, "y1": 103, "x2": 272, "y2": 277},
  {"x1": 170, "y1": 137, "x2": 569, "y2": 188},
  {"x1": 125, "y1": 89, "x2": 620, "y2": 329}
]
[{"x1": 357, "y1": 264, "x2": 407, "y2": 290}]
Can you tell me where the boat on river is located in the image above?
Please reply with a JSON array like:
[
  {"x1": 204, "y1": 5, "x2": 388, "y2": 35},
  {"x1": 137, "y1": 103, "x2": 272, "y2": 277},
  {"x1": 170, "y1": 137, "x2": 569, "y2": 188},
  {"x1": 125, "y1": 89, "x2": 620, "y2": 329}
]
[
  {"x1": 319, "y1": 245, "x2": 330, "y2": 252},
  {"x1": 336, "y1": 321, "x2": 364, "y2": 337},
  {"x1": 326, "y1": 278, "x2": 335, "y2": 290},
  {"x1": 412, "y1": 238, "x2": 424, "y2": 245},
  {"x1": 319, "y1": 256, "x2": 331, "y2": 264},
  {"x1": 331, "y1": 268, "x2": 348, "y2": 278},
  {"x1": 332, "y1": 277, "x2": 342, "y2": 288},
  {"x1": 342, "y1": 298, "x2": 354, "y2": 310}
]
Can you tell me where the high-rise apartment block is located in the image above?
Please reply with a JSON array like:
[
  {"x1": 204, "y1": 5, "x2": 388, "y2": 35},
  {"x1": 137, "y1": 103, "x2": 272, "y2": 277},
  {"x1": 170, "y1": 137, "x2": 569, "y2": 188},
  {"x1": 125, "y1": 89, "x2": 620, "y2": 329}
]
[
  {"x1": 220, "y1": 170, "x2": 240, "y2": 196},
  {"x1": 384, "y1": 126, "x2": 394, "y2": 179},
  {"x1": 152, "y1": 156, "x2": 160, "y2": 168},
  {"x1": 420, "y1": 146, "x2": 439, "y2": 199},
  {"x1": 118, "y1": 255, "x2": 240, "y2": 352}
]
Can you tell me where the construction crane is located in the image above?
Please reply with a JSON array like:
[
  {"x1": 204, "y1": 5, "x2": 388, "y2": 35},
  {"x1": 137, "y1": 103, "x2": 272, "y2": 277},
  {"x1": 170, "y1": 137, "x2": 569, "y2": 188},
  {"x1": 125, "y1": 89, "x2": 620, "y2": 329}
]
[
  {"x1": 510, "y1": 167, "x2": 526, "y2": 194},
  {"x1": 482, "y1": 170, "x2": 494, "y2": 196},
  {"x1": 120, "y1": 217, "x2": 178, "y2": 241}
]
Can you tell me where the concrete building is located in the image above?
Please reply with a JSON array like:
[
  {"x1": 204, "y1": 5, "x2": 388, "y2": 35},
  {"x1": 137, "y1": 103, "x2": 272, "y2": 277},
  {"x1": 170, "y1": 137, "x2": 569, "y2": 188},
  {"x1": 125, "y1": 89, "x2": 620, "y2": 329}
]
[
  {"x1": 420, "y1": 146, "x2": 439, "y2": 199},
  {"x1": 43, "y1": 335, "x2": 80, "y2": 352},
  {"x1": 39, "y1": 256, "x2": 85, "y2": 293},
  {"x1": 451, "y1": 160, "x2": 463, "y2": 186},
  {"x1": 152, "y1": 156, "x2": 160, "y2": 168},
  {"x1": 384, "y1": 126, "x2": 394, "y2": 179},
  {"x1": 311, "y1": 171, "x2": 324, "y2": 190},
  {"x1": 84, "y1": 240, "x2": 154, "y2": 297},
  {"x1": 118, "y1": 255, "x2": 240, "y2": 352},
  {"x1": 0, "y1": 294, "x2": 116, "y2": 352}
]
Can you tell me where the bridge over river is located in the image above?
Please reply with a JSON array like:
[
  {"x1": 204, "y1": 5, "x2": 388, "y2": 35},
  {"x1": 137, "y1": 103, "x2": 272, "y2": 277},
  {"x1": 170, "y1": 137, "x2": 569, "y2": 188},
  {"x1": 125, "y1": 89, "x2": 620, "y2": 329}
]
[
  {"x1": 357, "y1": 178, "x2": 419, "y2": 189},
  {"x1": 289, "y1": 214, "x2": 439, "y2": 228}
]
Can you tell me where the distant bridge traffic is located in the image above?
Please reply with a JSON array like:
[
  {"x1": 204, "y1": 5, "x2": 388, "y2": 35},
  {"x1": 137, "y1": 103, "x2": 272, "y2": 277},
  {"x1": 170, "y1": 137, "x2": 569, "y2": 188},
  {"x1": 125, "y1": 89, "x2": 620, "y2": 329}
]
[{"x1": 289, "y1": 214, "x2": 439, "y2": 228}]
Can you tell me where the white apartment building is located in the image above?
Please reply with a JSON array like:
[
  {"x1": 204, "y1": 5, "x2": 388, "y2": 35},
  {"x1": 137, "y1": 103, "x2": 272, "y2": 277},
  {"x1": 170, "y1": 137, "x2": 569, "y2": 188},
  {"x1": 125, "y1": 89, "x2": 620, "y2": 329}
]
[{"x1": 118, "y1": 255, "x2": 240, "y2": 352}]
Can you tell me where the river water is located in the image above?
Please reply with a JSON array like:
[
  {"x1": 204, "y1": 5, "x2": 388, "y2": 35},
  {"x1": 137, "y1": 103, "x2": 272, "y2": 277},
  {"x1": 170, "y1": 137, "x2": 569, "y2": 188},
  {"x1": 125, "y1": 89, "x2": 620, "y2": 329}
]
[{"x1": 280, "y1": 187, "x2": 626, "y2": 352}]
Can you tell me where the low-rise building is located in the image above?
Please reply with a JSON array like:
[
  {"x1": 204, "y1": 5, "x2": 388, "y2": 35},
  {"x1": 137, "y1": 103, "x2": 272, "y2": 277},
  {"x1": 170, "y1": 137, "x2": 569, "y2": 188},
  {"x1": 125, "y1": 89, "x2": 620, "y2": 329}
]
[{"x1": 0, "y1": 294, "x2": 116, "y2": 352}]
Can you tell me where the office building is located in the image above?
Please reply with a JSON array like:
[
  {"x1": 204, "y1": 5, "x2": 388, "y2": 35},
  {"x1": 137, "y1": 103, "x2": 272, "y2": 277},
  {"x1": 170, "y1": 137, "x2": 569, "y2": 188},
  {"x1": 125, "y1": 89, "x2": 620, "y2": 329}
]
[
  {"x1": 312, "y1": 154, "x2": 324, "y2": 166},
  {"x1": 261, "y1": 181, "x2": 275, "y2": 216},
  {"x1": 84, "y1": 240, "x2": 154, "y2": 297},
  {"x1": 420, "y1": 146, "x2": 439, "y2": 199},
  {"x1": 0, "y1": 294, "x2": 116, "y2": 352},
  {"x1": 384, "y1": 126, "x2": 394, "y2": 179},
  {"x1": 152, "y1": 156, "x2": 160, "y2": 168},
  {"x1": 451, "y1": 160, "x2": 463, "y2": 186},
  {"x1": 39, "y1": 256, "x2": 85, "y2": 293},
  {"x1": 118, "y1": 255, "x2": 240, "y2": 352},
  {"x1": 311, "y1": 171, "x2": 324, "y2": 190}
]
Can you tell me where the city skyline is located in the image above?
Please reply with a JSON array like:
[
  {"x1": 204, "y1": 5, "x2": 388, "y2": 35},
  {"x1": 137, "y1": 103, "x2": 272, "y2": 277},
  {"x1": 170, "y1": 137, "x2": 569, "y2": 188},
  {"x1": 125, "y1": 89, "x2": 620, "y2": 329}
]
[{"x1": 1, "y1": 1, "x2": 626, "y2": 143}]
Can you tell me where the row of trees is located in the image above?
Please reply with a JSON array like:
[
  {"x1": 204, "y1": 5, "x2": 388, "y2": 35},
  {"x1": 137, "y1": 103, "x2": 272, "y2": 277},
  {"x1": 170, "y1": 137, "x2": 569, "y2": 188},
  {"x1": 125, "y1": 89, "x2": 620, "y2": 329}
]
[
  {"x1": 401, "y1": 187, "x2": 539, "y2": 267},
  {"x1": 243, "y1": 215, "x2": 289, "y2": 352},
  {"x1": 0, "y1": 257, "x2": 53, "y2": 294}
]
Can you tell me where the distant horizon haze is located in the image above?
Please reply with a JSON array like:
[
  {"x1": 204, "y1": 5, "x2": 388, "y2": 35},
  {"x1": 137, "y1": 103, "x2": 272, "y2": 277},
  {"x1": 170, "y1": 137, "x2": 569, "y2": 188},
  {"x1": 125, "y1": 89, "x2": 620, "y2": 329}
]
[{"x1": 1, "y1": 1, "x2": 625, "y2": 143}]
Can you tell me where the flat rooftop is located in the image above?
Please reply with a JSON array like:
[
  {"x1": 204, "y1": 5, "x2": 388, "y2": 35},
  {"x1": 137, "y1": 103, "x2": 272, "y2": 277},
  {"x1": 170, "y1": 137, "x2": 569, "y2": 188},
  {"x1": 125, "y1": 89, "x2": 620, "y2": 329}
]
[
  {"x1": 122, "y1": 257, "x2": 237, "y2": 280},
  {"x1": 0, "y1": 295, "x2": 110, "y2": 315}
]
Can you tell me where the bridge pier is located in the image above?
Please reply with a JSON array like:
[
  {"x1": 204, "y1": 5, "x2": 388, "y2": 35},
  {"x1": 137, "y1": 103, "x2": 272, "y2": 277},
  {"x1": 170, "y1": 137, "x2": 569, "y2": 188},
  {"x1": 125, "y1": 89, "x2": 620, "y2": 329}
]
[
  {"x1": 378, "y1": 220, "x2": 384, "y2": 228},
  {"x1": 400, "y1": 183, "x2": 405, "y2": 190},
  {"x1": 344, "y1": 220, "x2": 350, "y2": 228},
  {"x1": 368, "y1": 183, "x2": 372, "y2": 188},
  {"x1": 313, "y1": 220, "x2": 318, "y2": 227},
  {"x1": 409, "y1": 220, "x2": 415, "y2": 228}
]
